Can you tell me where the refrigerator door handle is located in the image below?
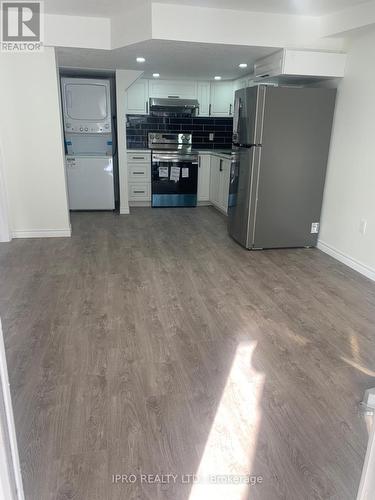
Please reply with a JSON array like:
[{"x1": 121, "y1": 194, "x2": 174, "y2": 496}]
[
  {"x1": 249, "y1": 146, "x2": 263, "y2": 248},
  {"x1": 233, "y1": 96, "x2": 241, "y2": 143}
]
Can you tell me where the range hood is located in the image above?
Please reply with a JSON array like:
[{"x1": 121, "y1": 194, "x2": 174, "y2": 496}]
[{"x1": 149, "y1": 97, "x2": 199, "y2": 115}]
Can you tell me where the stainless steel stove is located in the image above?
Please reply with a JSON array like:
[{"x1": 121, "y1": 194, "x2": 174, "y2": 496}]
[{"x1": 149, "y1": 133, "x2": 198, "y2": 207}]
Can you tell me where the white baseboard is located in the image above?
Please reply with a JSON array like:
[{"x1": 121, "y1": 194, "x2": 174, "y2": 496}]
[
  {"x1": 318, "y1": 240, "x2": 375, "y2": 282},
  {"x1": 12, "y1": 227, "x2": 72, "y2": 238},
  {"x1": 120, "y1": 206, "x2": 130, "y2": 214}
]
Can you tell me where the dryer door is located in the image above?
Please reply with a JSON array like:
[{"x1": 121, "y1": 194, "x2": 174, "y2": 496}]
[{"x1": 61, "y1": 78, "x2": 111, "y2": 133}]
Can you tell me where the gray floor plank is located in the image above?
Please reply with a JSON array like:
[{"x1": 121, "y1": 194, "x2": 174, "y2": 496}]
[{"x1": 0, "y1": 207, "x2": 374, "y2": 500}]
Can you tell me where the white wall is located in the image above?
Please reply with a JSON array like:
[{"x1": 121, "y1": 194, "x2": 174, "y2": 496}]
[
  {"x1": 13, "y1": 1, "x2": 375, "y2": 52},
  {"x1": 318, "y1": 27, "x2": 375, "y2": 281},
  {"x1": 151, "y1": 2, "x2": 344, "y2": 51},
  {"x1": 0, "y1": 47, "x2": 71, "y2": 238},
  {"x1": 111, "y1": 0, "x2": 151, "y2": 49},
  {"x1": 0, "y1": 145, "x2": 11, "y2": 243},
  {"x1": 45, "y1": 14, "x2": 111, "y2": 50},
  {"x1": 321, "y1": 1, "x2": 375, "y2": 38},
  {"x1": 115, "y1": 70, "x2": 143, "y2": 215}
]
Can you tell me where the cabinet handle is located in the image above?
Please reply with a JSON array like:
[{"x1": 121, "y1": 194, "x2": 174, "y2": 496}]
[
  {"x1": 133, "y1": 190, "x2": 145, "y2": 194},
  {"x1": 133, "y1": 171, "x2": 144, "y2": 174},
  {"x1": 219, "y1": 159, "x2": 223, "y2": 172},
  {"x1": 132, "y1": 156, "x2": 145, "y2": 160},
  {"x1": 229, "y1": 104, "x2": 232, "y2": 115},
  {"x1": 168, "y1": 95, "x2": 180, "y2": 99},
  {"x1": 209, "y1": 103, "x2": 211, "y2": 116},
  {"x1": 198, "y1": 157, "x2": 201, "y2": 168},
  {"x1": 146, "y1": 101, "x2": 148, "y2": 114}
]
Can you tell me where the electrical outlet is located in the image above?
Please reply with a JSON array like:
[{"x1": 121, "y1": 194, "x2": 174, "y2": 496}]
[
  {"x1": 209, "y1": 133, "x2": 214, "y2": 141},
  {"x1": 311, "y1": 222, "x2": 319, "y2": 234},
  {"x1": 359, "y1": 219, "x2": 367, "y2": 235}
]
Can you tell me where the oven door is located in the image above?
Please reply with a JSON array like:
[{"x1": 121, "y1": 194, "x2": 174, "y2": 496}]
[{"x1": 151, "y1": 153, "x2": 198, "y2": 207}]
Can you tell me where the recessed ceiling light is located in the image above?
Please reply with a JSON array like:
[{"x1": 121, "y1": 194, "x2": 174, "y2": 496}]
[
  {"x1": 214, "y1": 76, "x2": 222, "y2": 80},
  {"x1": 136, "y1": 57, "x2": 145, "y2": 63},
  {"x1": 239, "y1": 63, "x2": 248, "y2": 68},
  {"x1": 153, "y1": 73, "x2": 160, "y2": 78}
]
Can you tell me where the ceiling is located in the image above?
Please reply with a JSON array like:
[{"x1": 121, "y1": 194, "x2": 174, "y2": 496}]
[
  {"x1": 57, "y1": 40, "x2": 277, "y2": 80},
  {"x1": 44, "y1": 0, "x2": 370, "y2": 17}
]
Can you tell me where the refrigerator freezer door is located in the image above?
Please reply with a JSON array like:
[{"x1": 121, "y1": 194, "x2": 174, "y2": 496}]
[
  {"x1": 228, "y1": 146, "x2": 261, "y2": 248},
  {"x1": 253, "y1": 87, "x2": 336, "y2": 249},
  {"x1": 233, "y1": 86, "x2": 265, "y2": 146},
  {"x1": 66, "y1": 156, "x2": 115, "y2": 210}
]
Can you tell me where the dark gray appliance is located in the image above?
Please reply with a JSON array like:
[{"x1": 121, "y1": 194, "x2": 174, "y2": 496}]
[
  {"x1": 228, "y1": 85, "x2": 336, "y2": 249},
  {"x1": 149, "y1": 97, "x2": 199, "y2": 116},
  {"x1": 150, "y1": 133, "x2": 198, "y2": 207}
]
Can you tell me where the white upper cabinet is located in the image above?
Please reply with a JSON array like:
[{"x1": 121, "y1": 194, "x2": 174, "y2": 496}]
[
  {"x1": 125, "y1": 79, "x2": 149, "y2": 115},
  {"x1": 233, "y1": 78, "x2": 247, "y2": 91},
  {"x1": 148, "y1": 79, "x2": 197, "y2": 99},
  {"x1": 125, "y1": 78, "x2": 238, "y2": 117},
  {"x1": 209, "y1": 81, "x2": 234, "y2": 117},
  {"x1": 254, "y1": 49, "x2": 347, "y2": 80},
  {"x1": 196, "y1": 81, "x2": 211, "y2": 116},
  {"x1": 283, "y1": 50, "x2": 346, "y2": 78},
  {"x1": 233, "y1": 75, "x2": 256, "y2": 90}
]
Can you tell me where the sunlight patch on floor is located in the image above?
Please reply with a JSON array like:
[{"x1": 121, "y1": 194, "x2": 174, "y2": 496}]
[
  {"x1": 341, "y1": 356, "x2": 375, "y2": 378},
  {"x1": 189, "y1": 341, "x2": 265, "y2": 500}
]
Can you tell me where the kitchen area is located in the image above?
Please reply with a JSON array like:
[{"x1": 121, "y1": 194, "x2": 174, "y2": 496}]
[{"x1": 61, "y1": 47, "x2": 346, "y2": 249}]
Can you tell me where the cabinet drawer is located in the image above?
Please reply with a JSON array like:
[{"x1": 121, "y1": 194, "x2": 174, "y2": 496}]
[
  {"x1": 128, "y1": 182, "x2": 151, "y2": 200},
  {"x1": 128, "y1": 163, "x2": 150, "y2": 181},
  {"x1": 127, "y1": 152, "x2": 151, "y2": 163}
]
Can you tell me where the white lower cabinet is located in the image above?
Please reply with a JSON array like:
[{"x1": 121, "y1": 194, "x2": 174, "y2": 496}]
[
  {"x1": 209, "y1": 155, "x2": 231, "y2": 214},
  {"x1": 126, "y1": 150, "x2": 230, "y2": 211},
  {"x1": 197, "y1": 154, "x2": 211, "y2": 202},
  {"x1": 219, "y1": 159, "x2": 231, "y2": 213},
  {"x1": 128, "y1": 182, "x2": 151, "y2": 201},
  {"x1": 210, "y1": 155, "x2": 221, "y2": 207},
  {"x1": 127, "y1": 151, "x2": 151, "y2": 203}
]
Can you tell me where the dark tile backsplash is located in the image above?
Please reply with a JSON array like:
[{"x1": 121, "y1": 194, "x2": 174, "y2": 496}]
[{"x1": 126, "y1": 114, "x2": 233, "y2": 150}]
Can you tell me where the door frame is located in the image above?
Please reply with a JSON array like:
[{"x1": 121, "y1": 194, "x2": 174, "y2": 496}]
[
  {"x1": 357, "y1": 409, "x2": 375, "y2": 499},
  {"x1": 0, "y1": 319, "x2": 25, "y2": 499}
]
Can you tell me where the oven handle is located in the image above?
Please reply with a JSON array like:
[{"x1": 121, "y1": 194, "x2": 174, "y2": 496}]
[{"x1": 152, "y1": 155, "x2": 198, "y2": 163}]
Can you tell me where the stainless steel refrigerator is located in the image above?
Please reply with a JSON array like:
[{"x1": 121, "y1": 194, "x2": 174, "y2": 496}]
[{"x1": 228, "y1": 85, "x2": 336, "y2": 249}]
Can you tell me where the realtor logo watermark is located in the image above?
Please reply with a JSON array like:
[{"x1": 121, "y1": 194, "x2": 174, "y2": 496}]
[{"x1": 1, "y1": 1, "x2": 44, "y2": 51}]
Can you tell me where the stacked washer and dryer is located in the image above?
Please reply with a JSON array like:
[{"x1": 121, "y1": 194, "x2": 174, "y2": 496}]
[{"x1": 61, "y1": 77, "x2": 115, "y2": 210}]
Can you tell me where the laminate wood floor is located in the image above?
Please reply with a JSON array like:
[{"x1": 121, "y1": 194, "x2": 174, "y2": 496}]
[{"x1": 0, "y1": 208, "x2": 374, "y2": 500}]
